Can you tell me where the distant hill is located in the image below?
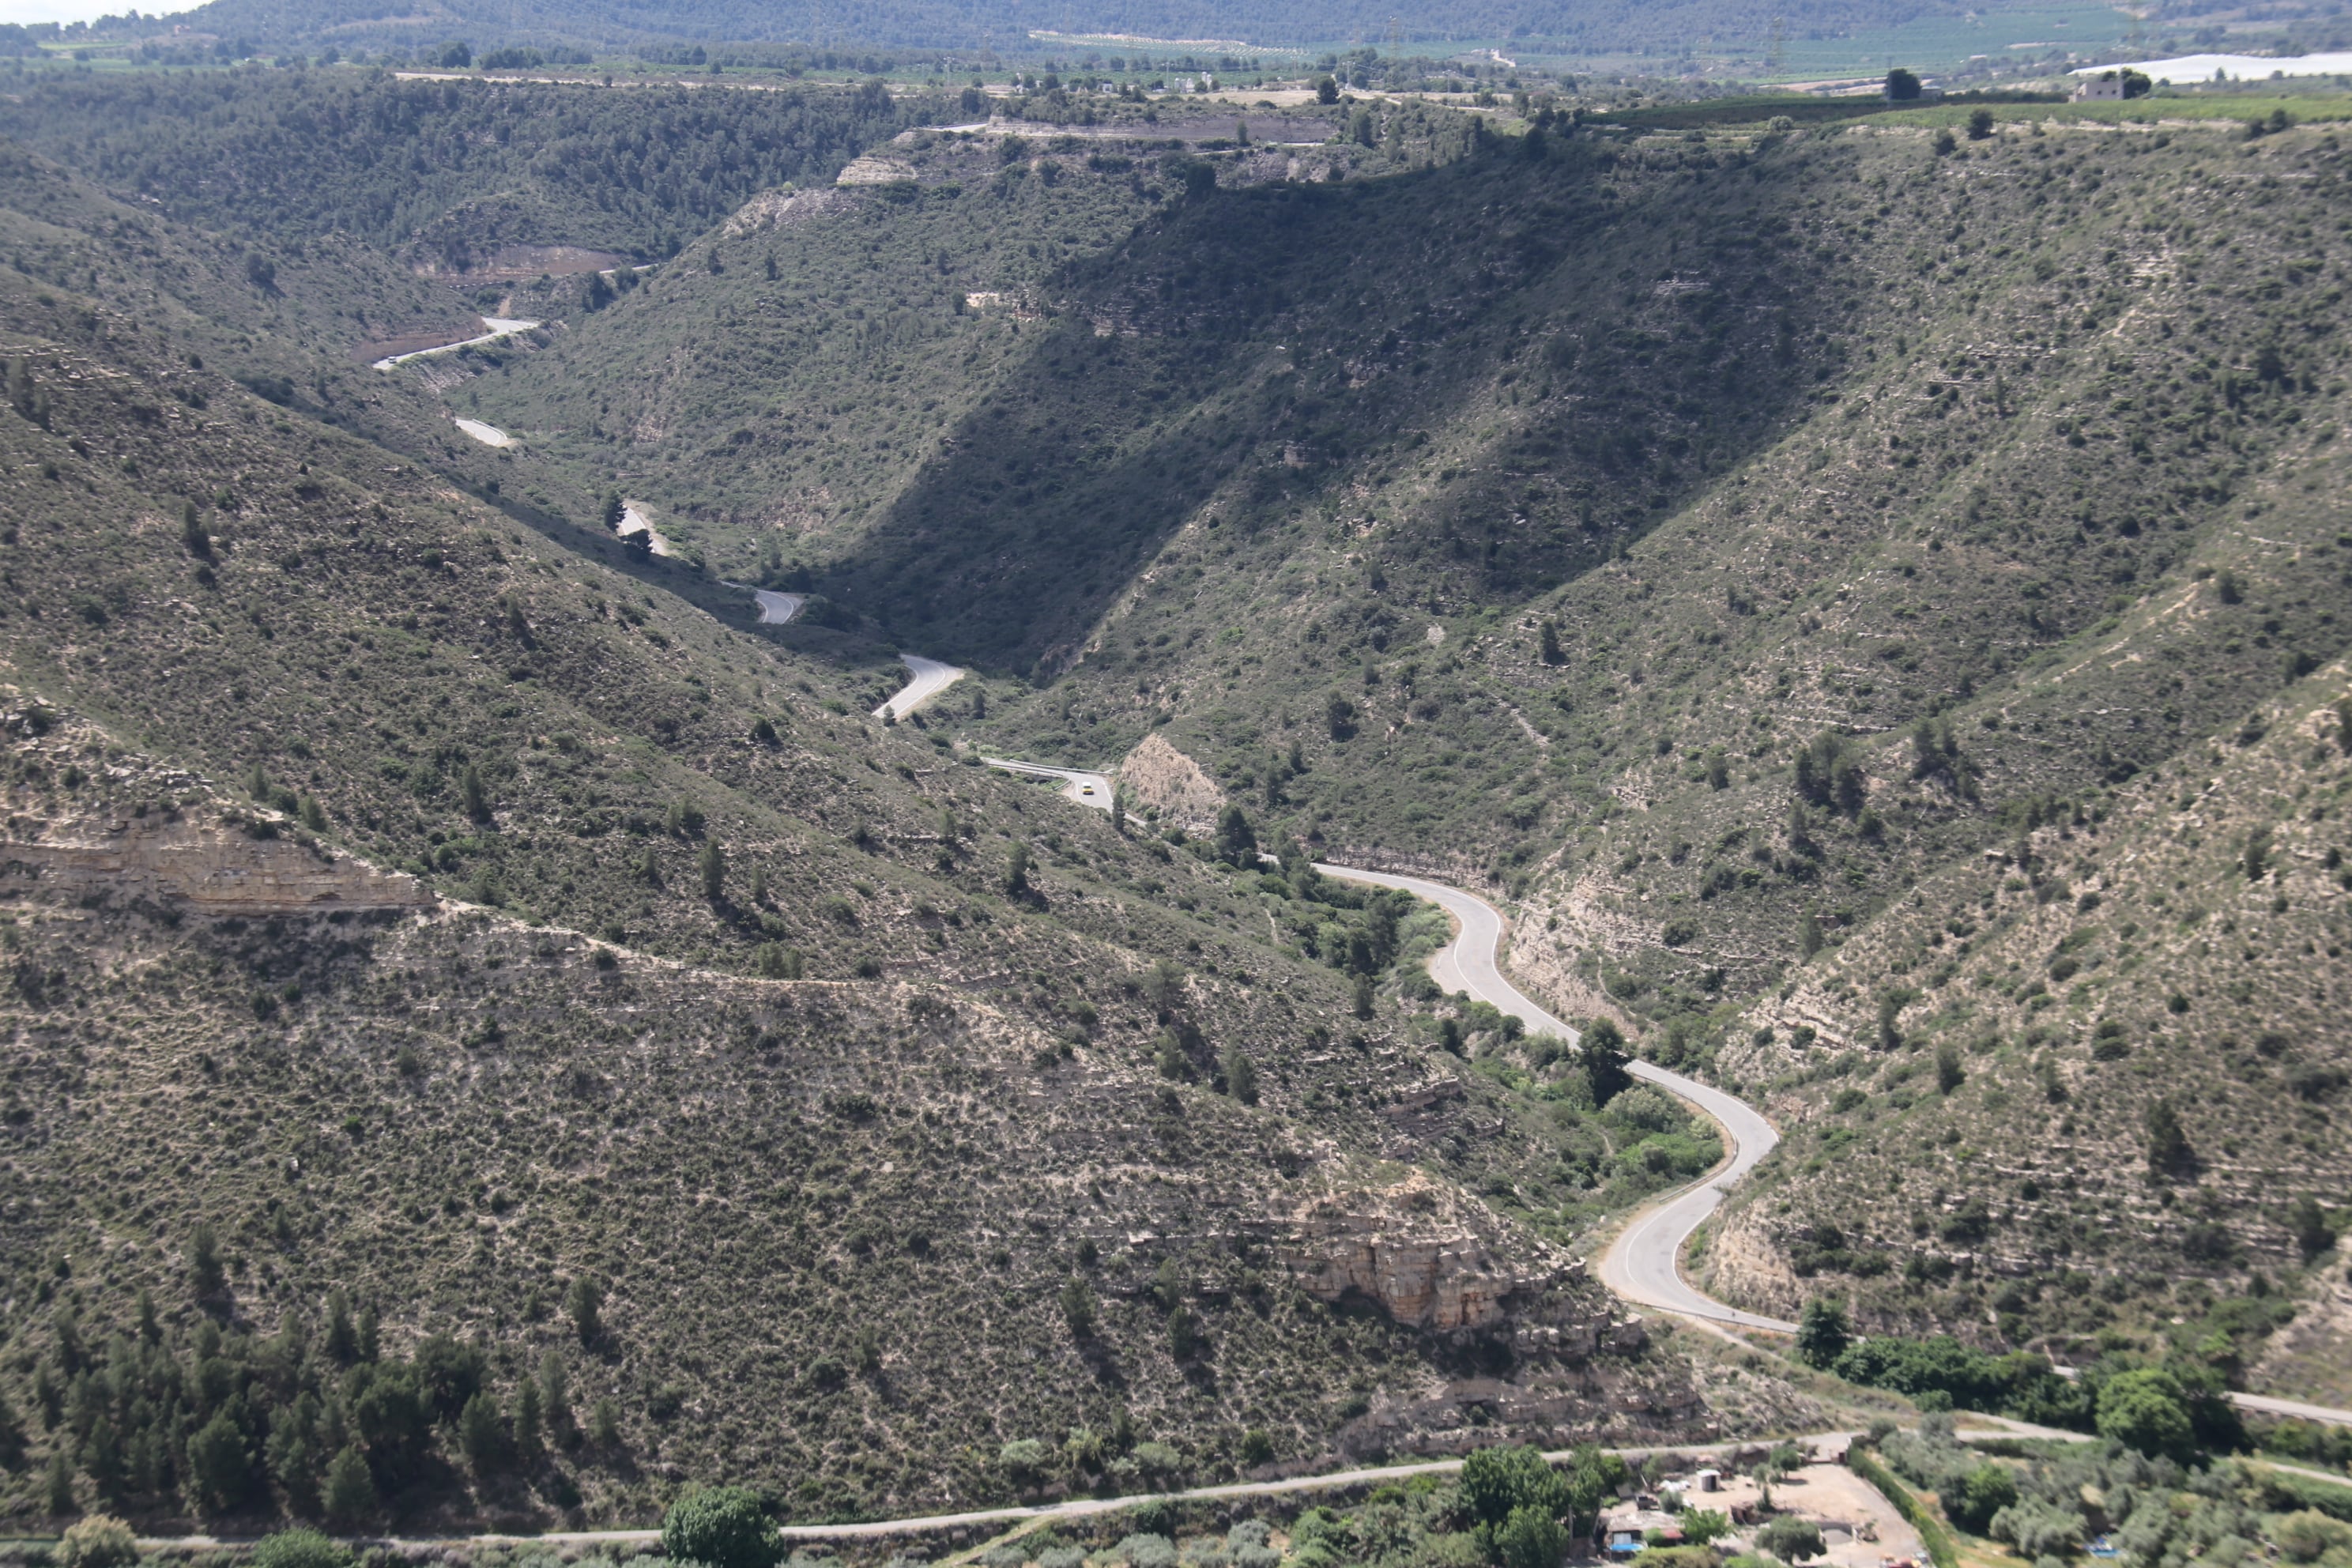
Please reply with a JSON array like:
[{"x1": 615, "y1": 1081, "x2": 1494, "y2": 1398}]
[{"x1": 119, "y1": 0, "x2": 2013, "y2": 58}]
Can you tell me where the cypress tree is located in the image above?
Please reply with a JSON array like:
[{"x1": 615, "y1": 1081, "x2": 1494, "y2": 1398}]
[{"x1": 0, "y1": 1389, "x2": 24, "y2": 1471}]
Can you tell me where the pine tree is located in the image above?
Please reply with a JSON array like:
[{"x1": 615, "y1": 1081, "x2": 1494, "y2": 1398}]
[
  {"x1": 9, "y1": 356, "x2": 47, "y2": 427},
  {"x1": 46, "y1": 1450, "x2": 75, "y2": 1515},
  {"x1": 1794, "y1": 1297, "x2": 1851, "y2": 1367},
  {"x1": 459, "y1": 763, "x2": 489, "y2": 822},
  {"x1": 322, "y1": 1290, "x2": 356, "y2": 1363},
  {"x1": 184, "y1": 1409, "x2": 253, "y2": 1513},
  {"x1": 567, "y1": 1278, "x2": 602, "y2": 1347},
  {"x1": 179, "y1": 501, "x2": 209, "y2": 557},
  {"x1": 697, "y1": 839, "x2": 726, "y2": 903},
  {"x1": 265, "y1": 1394, "x2": 324, "y2": 1517},
  {"x1": 0, "y1": 1388, "x2": 24, "y2": 1471},
  {"x1": 1221, "y1": 1048, "x2": 1259, "y2": 1106},
  {"x1": 321, "y1": 1446, "x2": 375, "y2": 1528},
  {"x1": 1582, "y1": 1017, "x2": 1633, "y2": 1106},
  {"x1": 513, "y1": 1378, "x2": 543, "y2": 1463},
  {"x1": 2145, "y1": 1099, "x2": 2191, "y2": 1172},
  {"x1": 457, "y1": 1391, "x2": 507, "y2": 1476},
  {"x1": 81, "y1": 1415, "x2": 124, "y2": 1503},
  {"x1": 189, "y1": 1222, "x2": 224, "y2": 1299},
  {"x1": 537, "y1": 1348, "x2": 572, "y2": 1442}
]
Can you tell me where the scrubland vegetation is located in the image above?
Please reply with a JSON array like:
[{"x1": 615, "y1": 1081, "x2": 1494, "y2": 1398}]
[{"x1": 0, "y1": 43, "x2": 2346, "y2": 1554}]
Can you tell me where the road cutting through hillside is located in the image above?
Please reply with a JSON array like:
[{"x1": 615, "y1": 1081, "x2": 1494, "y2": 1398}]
[
  {"x1": 1310, "y1": 865, "x2": 1796, "y2": 1334},
  {"x1": 451, "y1": 416, "x2": 514, "y2": 447},
  {"x1": 722, "y1": 582, "x2": 805, "y2": 624},
  {"x1": 371, "y1": 315, "x2": 540, "y2": 369},
  {"x1": 717, "y1": 609, "x2": 2352, "y2": 1423},
  {"x1": 874, "y1": 653, "x2": 965, "y2": 718},
  {"x1": 616, "y1": 502, "x2": 675, "y2": 556},
  {"x1": 985, "y1": 756, "x2": 1114, "y2": 810},
  {"x1": 752, "y1": 589, "x2": 805, "y2": 624}
]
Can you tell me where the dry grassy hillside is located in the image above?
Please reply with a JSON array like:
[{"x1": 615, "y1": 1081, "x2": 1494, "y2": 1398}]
[
  {"x1": 1702, "y1": 653, "x2": 2350, "y2": 1377},
  {"x1": 0, "y1": 124, "x2": 1803, "y2": 1535}
]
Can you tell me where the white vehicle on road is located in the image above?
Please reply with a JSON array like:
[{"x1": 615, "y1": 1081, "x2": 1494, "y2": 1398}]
[{"x1": 985, "y1": 756, "x2": 1113, "y2": 812}]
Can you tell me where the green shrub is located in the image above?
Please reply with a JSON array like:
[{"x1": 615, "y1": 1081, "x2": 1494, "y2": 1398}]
[
  {"x1": 1494, "y1": 1506, "x2": 1570, "y2": 1568},
  {"x1": 2276, "y1": 1510, "x2": 2352, "y2": 1563},
  {"x1": 1113, "y1": 1534, "x2": 1177, "y2": 1568},
  {"x1": 251, "y1": 1530, "x2": 354, "y2": 1568},
  {"x1": 58, "y1": 1517, "x2": 138, "y2": 1568},
  {"x1": 2096, "y1": 1368, "x2": 2195, "y2": 1461},
  {"x1": 1756, "y1": 1516, "x2": 1826, "y2": 1562},
  {"x1": 661, "y1": 1485, "x2": 783, "y2": 1568}
]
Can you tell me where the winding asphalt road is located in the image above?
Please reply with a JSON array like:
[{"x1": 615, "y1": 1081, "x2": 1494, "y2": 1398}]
[
  {"x1": 371, "y1": 315, "x2": 540, "y2": 371},
  {"x1": 769, "y1": 644, "x2": 2352, "y2": 1423},
  {"x1": 1310, "y1": 865, "x2": 2352, "y2": 1419},
  {"x1": 1313, "y1": 865, "x2": 1796, "y2": 1333},
  {"x1": 452, "y1": 416, "x2": 514, "y2": 447},
  {"x1": 874, "y1": 653, "x2": 965, "y2": 718},
  {"x1": 751, "y1": 590, "x2": 805, "y2": 624}
]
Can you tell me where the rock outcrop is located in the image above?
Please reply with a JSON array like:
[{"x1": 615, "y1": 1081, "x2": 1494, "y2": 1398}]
[
  {"x1": 1257, "y1": 1170, "x2": 1707, "y2": 1458},
  {"x1": 1, "y1": 808, "x2": 433, "y2": 914},
  {"x1": 1118, "y1": 732, "x2": 1225, "y2": 831},
  {"x1": 1280, "y1": 1171, "x2": 1540, "y2": 1333},
  {"x1": 1274, "y1": 1170, "x2": 1638, "y2": 1346}
]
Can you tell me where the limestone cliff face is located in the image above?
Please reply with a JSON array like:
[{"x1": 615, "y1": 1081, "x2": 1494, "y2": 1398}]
[
  {"x1": 1260, "y1": 1171, "x2": 1714, "y2": 1464},
  {"x1": 1280, "y1": 1172, "x2": 1535, "y2": 1332},
  {"x1": 1, "y1": 806, "x2": 434, "y2": 914},
  {"x1": 1274, "y1": 1170, "x2": 1639, "y2": 1354},
  {"x1": 1699, "y1": 1201, "x2": 1808, "y2": 1321}
]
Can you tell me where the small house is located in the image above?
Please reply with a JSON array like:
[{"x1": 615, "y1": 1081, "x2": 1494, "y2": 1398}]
[
  {"x1": 1601, "y1": 1506, "x2": 1686, "y2": 1556},
  {"x1": 2074, "y1": 71, "x2": 2127, "y2": 100}
]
